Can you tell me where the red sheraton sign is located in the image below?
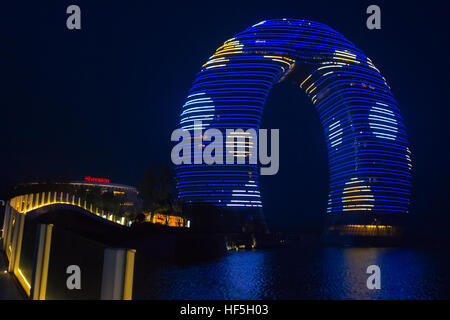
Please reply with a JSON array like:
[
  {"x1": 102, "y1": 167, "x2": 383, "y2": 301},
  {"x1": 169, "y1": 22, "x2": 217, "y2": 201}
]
[{"x1": 84, "y1": 176, "x2": 110, "y2": 183}]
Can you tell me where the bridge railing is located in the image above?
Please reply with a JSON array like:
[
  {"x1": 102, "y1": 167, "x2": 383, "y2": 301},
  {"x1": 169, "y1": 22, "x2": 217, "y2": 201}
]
[
  {"x1": 8, "y1": 192, "x2": 131, "y2": 226},
  {"x1": 1, "y1": 197, "x2": 136, "y2": 300}
]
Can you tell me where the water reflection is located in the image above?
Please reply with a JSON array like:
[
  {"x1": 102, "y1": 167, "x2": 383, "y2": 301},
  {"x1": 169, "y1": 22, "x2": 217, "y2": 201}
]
[
  {"x1": 222, "y1": 250, "x2": 269, "y2": 299},
  {"x1": 133, "y1": 245, "x2": 450, "y2": 300}
]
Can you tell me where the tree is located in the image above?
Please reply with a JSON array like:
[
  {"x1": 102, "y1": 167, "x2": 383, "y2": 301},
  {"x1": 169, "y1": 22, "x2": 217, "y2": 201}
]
[{"x1": 136, "y1": 164, "x2": 177, "y2": 214}]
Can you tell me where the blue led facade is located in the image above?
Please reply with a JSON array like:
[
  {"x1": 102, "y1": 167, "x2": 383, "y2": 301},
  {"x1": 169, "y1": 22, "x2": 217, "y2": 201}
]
[{"x1": 175, "y1": 19, "x2": 412, "y2": 225}]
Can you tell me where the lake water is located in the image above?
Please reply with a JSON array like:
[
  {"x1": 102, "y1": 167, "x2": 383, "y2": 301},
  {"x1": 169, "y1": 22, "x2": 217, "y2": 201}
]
[{"x1": 133, "y1": 243, "x2": 450, "y2": 300}]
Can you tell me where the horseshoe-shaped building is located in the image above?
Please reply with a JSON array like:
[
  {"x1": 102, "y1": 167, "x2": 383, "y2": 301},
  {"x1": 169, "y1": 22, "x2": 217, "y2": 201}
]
[{"x1": 175, "y1": 19, "x2": 412, "y2": 238}]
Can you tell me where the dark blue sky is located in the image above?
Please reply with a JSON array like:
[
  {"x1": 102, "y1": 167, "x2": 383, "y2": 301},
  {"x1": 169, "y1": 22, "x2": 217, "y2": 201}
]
[{"x1": 1, "y1": 0, "x2": 449, "y2": 232}]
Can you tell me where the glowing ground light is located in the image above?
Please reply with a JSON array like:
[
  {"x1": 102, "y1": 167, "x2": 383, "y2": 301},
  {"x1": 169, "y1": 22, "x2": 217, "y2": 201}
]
[{"x1": 175, "y1": 19, "x2": 412, "y2": 217}]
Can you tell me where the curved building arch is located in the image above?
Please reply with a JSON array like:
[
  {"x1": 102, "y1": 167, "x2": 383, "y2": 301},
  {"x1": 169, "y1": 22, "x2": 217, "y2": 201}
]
[{"x1": 175, "y1": 19, "x2": 412, "y2": 233}]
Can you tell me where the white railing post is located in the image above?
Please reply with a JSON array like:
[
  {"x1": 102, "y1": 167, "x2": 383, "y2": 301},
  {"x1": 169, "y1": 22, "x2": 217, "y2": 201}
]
[
  {"x1": 100, "y1": 248, "x2": 136, "y2": 300},
  {"x1": 8, "y1": 212, "x2": 25, "y2": 273},
  {"x1": 30, "y1": 224, "x2": 53, "y2": 300}
]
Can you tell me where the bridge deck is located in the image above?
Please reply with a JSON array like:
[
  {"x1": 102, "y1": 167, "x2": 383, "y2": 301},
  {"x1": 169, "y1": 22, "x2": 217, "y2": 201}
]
[{"x1": 0, "y1": 254, "x2": 24, "y2": 300}]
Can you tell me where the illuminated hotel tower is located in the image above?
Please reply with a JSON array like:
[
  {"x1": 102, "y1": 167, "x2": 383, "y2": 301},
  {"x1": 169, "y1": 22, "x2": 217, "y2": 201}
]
[{"x1": 175, "y1": 19, "x2": 412, "y2": 236}]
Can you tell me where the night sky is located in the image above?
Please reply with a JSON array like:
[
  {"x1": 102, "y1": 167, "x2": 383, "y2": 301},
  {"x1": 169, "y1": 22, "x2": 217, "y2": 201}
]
[{"x1": 2, "y1": 1, "x2": 449, "y2": 233}]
